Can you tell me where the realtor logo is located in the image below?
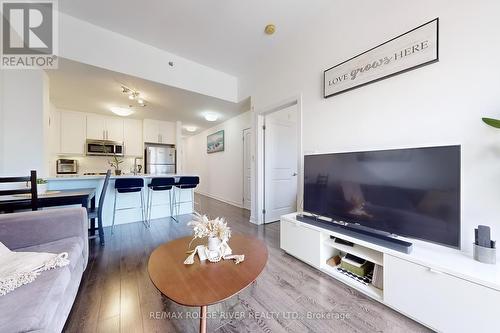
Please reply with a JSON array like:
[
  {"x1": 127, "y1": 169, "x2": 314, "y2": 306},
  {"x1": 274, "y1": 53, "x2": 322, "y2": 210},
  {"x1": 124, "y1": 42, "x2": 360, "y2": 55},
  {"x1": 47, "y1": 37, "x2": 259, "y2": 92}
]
[{"x1": 1, "y1": 0, "x2": 58, "y2": 69}]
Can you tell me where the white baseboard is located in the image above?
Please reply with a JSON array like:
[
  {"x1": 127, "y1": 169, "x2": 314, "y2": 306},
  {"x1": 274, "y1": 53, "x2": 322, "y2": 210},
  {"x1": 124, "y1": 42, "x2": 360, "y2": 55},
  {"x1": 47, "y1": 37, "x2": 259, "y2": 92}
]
[
  {"x1": 194, "y1": 190, "x2": 245, "y2": 209},
  {"x1": 249, "y1": 215, "x2": 259, "y2": 225}
]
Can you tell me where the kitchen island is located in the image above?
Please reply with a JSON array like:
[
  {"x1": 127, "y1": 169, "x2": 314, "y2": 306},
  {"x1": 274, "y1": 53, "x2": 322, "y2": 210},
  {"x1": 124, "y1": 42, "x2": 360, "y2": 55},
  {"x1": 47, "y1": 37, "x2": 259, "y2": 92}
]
[{"x1": 47, "y1": 174, "x2": 197, "y2": 227}]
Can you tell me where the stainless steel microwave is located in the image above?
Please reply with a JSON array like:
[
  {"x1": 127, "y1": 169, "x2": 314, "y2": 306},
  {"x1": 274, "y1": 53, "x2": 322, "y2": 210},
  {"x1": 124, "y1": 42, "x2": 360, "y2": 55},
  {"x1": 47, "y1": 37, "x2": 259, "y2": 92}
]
[{"x1": 86, "y1": 139, "x2": 124, "y2": 156}]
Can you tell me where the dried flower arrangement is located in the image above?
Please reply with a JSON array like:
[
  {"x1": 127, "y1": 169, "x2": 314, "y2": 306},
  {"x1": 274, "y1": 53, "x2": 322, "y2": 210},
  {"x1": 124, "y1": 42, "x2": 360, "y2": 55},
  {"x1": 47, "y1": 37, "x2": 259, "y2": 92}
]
[
  {"x1": 188, "y1": 213, "x2": 231, "y2": 246},
  {"x1": 185, "y1": 213, "x2": 244, "y2": 265}
]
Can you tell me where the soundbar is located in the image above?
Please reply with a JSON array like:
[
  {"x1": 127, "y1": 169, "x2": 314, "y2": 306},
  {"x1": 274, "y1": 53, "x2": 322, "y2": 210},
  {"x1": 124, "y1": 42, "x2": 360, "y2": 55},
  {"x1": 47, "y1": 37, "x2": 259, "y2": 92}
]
[{"x1": 295, "y1": 214, "x2": 413, "y2": 254}]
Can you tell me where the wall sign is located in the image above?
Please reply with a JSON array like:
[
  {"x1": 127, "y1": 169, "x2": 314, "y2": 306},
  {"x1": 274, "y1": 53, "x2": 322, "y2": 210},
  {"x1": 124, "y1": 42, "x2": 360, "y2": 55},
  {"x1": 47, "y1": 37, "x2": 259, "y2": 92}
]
[
  {"x1": 207, "y1": 130, "x2": 224, "y2": 153},
  {"x1": 324, "y1": 18, "x2": 439, "y2": 98}
]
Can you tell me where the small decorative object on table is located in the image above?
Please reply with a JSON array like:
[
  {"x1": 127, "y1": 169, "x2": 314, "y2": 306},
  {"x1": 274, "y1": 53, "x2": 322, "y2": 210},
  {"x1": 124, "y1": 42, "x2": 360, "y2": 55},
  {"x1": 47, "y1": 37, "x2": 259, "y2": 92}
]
[
  {"x1": 36, "y1": 179, "x2": 48, "y2": 194},
  {"x1": 473, "y1": 225, "x2": 496, "y2": 264},
  {"x1": 184, "y1": 213, "x2": 245, "y2": 265}
]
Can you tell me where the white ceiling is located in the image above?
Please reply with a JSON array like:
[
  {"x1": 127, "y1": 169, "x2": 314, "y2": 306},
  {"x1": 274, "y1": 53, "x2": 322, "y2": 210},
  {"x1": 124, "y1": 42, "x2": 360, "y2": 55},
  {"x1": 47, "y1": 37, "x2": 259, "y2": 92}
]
[
  {"x1": 47, "y1": 58, "x2": 249, "y2": 134},
  {"x1": 59, "y1": 0, "x2": 331, "y2": 77}
]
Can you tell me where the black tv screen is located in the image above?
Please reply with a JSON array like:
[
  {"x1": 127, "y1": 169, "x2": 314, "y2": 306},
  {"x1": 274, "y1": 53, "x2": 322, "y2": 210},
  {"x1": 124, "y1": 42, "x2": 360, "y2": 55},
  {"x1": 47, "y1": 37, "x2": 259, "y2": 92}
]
[{"x1": 304, "y1": 145, "x2": 460, "y2": 248}]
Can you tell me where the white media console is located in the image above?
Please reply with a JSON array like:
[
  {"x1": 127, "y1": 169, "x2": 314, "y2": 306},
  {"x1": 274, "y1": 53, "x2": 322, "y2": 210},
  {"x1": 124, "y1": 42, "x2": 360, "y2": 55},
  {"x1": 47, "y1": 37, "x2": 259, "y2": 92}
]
[{"x1": 280, "y1": 213, "x2": 500, "y2": 333}]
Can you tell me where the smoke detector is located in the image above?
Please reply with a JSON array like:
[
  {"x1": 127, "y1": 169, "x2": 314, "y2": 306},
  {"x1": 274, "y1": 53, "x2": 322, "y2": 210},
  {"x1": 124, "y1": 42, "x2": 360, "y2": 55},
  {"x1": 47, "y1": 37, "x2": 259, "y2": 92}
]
[{"x1": 265, "y1": 24, "x2": 276, "y2": 35}]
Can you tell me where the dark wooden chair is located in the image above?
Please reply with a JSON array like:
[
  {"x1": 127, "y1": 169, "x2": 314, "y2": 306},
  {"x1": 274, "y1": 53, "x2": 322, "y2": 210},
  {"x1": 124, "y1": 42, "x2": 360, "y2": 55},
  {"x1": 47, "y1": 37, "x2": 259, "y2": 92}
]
[
  {"x1": 0, "y1": 170, "x2": 38, "y2": 212},
  {"x1": 88, "y1": 170, "x2": 111, "y2": 245}
]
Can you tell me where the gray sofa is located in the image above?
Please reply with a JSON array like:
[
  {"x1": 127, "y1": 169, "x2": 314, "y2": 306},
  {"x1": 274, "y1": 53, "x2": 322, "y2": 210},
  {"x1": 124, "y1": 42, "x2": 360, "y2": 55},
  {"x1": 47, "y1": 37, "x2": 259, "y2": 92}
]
[{"x1": 0, "y1": 208, "x2": 88, "y2": 333}]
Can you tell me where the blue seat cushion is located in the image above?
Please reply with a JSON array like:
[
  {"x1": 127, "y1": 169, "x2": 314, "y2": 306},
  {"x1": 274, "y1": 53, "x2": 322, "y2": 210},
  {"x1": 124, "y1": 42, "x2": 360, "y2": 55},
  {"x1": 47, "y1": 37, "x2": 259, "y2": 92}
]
[
  {"x1": 148, "y1": 177, "x2": 175, "y2": 191},
  {"x1": 175, "y1": 176, "x2": 199, "y2": 188},
  {"x1": 148, "y1": 185, "x2": 173, "y2": 191},
  {"x1": 115, "y1": 178, "x2": 144, "y2": 191},
  {"x1": 116, "y1": 187, "x2": 143, "y2": 193}
]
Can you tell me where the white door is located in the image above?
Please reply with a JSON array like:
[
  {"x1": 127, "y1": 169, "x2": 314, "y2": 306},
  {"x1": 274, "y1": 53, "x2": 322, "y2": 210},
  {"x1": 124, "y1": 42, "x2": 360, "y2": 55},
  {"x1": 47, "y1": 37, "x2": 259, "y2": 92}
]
[
  {"x1": 86, "y1": 114, "x2": 106, "y2": 140},
  {"x1": 243, "y1": 128, "x2": 252, "y2": 210},
  {"x1": 105, "y1": 117, "x2": 124, "y2": 142},
  {"x1": 264, "y1": 104, "x2": 298, "y2": 223}
]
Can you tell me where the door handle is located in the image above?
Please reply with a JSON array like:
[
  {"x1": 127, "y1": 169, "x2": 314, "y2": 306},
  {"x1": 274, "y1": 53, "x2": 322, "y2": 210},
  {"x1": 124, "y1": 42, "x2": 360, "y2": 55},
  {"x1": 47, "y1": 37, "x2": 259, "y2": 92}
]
[
  {"x1": 292, "y1": 172, "x2": 298, "y2": 176},
  {"x1": 427, "y1": 267, "x2": 443, "y2": 275}
]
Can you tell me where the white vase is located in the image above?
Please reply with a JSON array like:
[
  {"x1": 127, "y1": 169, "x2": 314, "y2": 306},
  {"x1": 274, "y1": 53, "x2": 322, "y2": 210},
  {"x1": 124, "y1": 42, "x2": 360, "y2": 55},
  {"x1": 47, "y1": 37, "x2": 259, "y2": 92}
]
[
  {"x1": 37, "y1": 184, "x2": 47, "y2": 194},
  {"x1": 207, "y1": 236, "x2": 221, "y2": 251}
]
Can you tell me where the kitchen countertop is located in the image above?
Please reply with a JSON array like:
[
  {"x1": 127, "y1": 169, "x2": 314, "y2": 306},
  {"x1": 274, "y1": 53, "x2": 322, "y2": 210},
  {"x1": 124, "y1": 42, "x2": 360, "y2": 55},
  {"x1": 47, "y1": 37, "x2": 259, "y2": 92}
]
[{"x1": 47, "y1": 174, "x2": 197, "y2": 181}]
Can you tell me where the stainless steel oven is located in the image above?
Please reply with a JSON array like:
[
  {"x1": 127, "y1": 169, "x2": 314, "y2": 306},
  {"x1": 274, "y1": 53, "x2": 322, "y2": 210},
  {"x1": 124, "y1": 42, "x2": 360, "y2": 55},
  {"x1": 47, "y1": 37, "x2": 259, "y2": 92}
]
[{"x1": 86, "y1": 140, "x2": 124, "y2": 156}]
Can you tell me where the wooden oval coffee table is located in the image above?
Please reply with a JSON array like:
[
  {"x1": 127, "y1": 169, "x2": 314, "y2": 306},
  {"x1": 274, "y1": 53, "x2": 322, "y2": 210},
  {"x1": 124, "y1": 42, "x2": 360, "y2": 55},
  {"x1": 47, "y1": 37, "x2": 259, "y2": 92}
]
[{"x1": 148, "y1": 234, "x2": 268, "y2": 333}]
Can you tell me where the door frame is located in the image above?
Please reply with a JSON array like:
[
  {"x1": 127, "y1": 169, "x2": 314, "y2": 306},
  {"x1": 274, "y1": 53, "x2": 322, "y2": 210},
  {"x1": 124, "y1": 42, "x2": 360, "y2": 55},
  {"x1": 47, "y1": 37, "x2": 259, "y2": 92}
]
[
  {"x1": 242, "y1": 127, "x2": 252, "y2": 210},
  {"x1": 251, "y1": 94, "x2": 303, "y2": 225}
]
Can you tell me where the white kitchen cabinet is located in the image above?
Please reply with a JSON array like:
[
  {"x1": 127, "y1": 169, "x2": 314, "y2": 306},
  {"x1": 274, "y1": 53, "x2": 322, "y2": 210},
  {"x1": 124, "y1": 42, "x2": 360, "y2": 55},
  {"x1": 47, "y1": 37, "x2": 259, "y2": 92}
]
[
  {"x1": 123, "y1": 119, "x2": 143, "y2": 156},
  {"x1": 143, "y1": 119, "x2": 159, "y2": 143},
  {"x1": 106, "y1": 117, "x2": 124, "y2": 142},
  {"x1": 159, "y1": 120, "x2": 176, "y2": 144},
  {"x1": 86, "y1": 114, "x2": 123, "y2": 142},
  {"x1": 384, "y1": 255, "x2": 500, "y2": 333},
  {"x1": 48, "y1": 107, "x2": 60, "y2": 155},
  {"x1": 86, "y1": 114, "x2": 106, "y2": 140},
  {"x1": 60, "y1": 111, "x2": 86, "y2": 155},
  {"x1": 143, "y1": 119, "x2": 176, "y2": 144}
]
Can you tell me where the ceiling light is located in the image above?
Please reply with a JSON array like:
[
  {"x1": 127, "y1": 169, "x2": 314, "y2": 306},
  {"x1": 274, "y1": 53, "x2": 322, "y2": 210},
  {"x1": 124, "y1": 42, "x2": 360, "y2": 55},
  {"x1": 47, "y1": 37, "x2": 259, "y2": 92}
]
[
  {"x1": 110, "y1": 106, "x2": 134, "y2": 117},
  {"x1": 121, "y1": 84, "x2": 147, "y2": 107},
  {"x1": 185, "y1": 126, "x2": 197, "y2": 133},
  {"x1": 204, "y1": 113, "x2": 218, "y2": 122}
]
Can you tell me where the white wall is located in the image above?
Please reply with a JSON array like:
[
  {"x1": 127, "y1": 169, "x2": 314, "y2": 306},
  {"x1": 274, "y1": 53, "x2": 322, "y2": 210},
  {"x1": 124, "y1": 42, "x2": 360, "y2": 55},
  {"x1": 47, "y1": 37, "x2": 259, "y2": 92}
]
[
  {"x1": 0, "y1": 70, "x2": 50, "y2": 177},
  {"x1": 240, "y1": 0, "x2": 500, "y2": 251},
  {"x1": 184, "y1": 111, "x2": 252, "y2": 208},
  {"x1": 59, "y1": 12, "x2": 238, "y2": 102}
]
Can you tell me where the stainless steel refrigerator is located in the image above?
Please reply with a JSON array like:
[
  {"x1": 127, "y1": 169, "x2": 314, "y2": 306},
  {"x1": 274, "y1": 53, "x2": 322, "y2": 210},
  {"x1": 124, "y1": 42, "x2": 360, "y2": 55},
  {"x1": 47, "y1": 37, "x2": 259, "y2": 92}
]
[{"x1": 145, "y1": 144, "x2": 176, "y2": 174}]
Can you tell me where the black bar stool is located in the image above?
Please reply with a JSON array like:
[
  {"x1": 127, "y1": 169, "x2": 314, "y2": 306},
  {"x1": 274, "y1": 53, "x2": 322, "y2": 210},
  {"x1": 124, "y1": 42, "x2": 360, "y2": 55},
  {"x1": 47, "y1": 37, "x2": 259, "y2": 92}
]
[
  {"x1": 146, "y1": 177, "x2": 175, "y2": 226},
  {"x1": 172, "y1": 176, "x2": 199, "y2": 221},
  {"x1": 112, "y1": 178, "x2": 146, "y2": 233},
  {"x1": 88, "y1": 170, "x2": 111, "y2": 245}
]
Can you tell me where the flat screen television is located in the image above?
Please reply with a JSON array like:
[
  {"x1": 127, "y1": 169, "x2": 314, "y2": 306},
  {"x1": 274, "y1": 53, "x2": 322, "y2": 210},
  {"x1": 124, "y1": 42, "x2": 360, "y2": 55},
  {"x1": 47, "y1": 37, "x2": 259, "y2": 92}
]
[{"x1": 303, "y1": 145, "x2": 460, "y2": 248}]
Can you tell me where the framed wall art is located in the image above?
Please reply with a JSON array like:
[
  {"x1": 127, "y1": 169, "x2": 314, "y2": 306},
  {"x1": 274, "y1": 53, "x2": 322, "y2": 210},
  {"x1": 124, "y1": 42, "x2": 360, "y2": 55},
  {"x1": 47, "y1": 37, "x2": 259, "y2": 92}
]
[
  {"x1": 324, "y1": 18, "x2": 439, "y2": 98},
  {"x1": 207, "y1": 130, "x2": 225, "y2": 153}
]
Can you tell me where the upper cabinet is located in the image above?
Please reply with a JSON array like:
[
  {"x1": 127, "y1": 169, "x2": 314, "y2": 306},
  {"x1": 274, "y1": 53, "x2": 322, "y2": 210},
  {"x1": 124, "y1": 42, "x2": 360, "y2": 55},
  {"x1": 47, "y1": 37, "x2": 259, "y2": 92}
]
[
  {"x1": 143, "y1": 119, "x2": 159, "y2": 143},
  {"x1": 159, "y1": 121, "x2": 176, "y2": 144},
  {"x1": 48, "y1": 106, "x2": 60, "y2": 155},
  {"x1": 143, "y1": 119, "x2": 176, "y2": 144},
  {"x1": 123, "y1": 119, "x2": 143, "y2": 156},
  {"x1": 60, "y1": 111, "x2": 86, "y2": 155},
  {"x1": 86, "y1": 114, "x2": 124, "y2": 142},
  {"x1": 106, "y1": 117, "x2": 125, "y2": 142}
]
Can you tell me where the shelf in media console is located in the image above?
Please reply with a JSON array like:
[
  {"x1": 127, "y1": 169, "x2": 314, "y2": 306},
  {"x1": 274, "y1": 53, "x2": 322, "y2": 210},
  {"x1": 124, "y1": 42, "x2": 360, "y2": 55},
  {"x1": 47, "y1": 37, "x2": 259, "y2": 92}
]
[{"x1": 296, "y1": 214, "x2": 413, "y2": 254}]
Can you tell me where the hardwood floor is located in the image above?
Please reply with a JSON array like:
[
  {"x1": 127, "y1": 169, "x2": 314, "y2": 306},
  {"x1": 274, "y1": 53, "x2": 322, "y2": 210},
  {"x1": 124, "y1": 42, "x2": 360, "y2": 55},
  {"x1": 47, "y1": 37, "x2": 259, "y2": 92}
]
[{"x1": 64, "y1": 194, "x2": 430, "y2": 333}]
